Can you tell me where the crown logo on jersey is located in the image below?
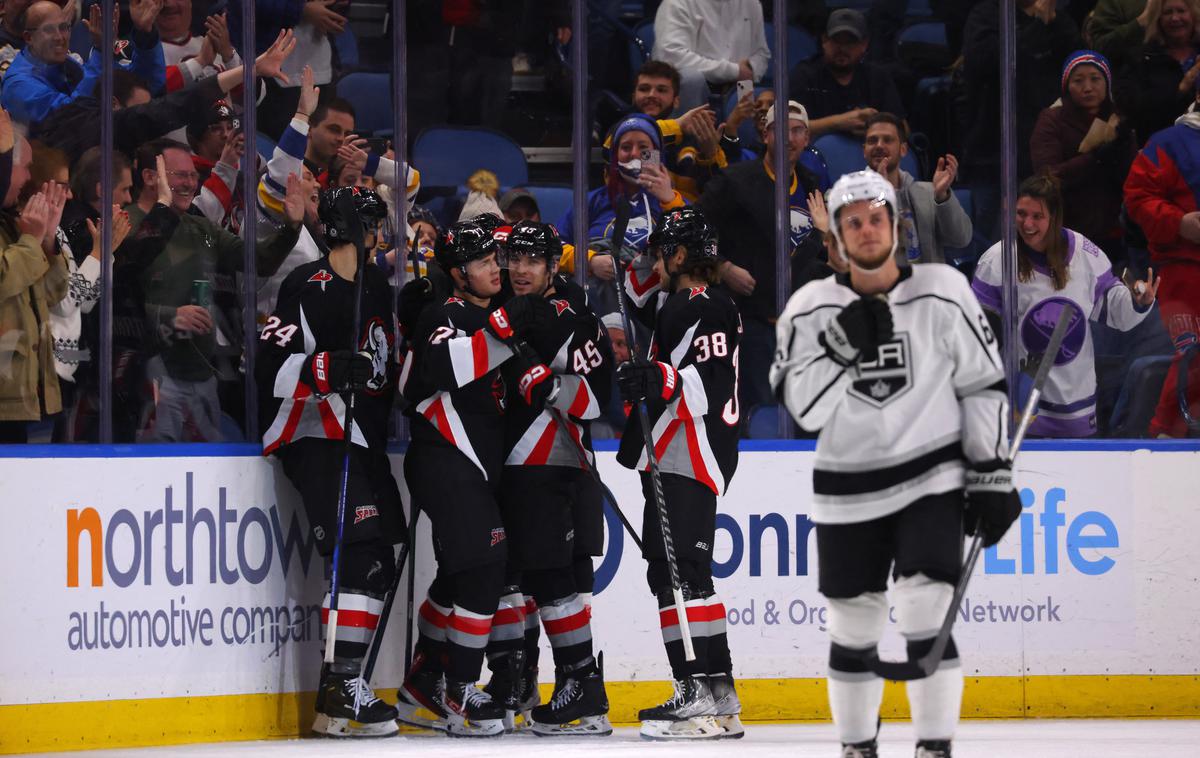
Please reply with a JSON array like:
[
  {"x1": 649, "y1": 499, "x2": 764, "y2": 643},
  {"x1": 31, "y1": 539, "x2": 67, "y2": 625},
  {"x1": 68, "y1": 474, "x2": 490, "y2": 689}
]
[
  {"x1": 445, "y1": 296, "x2": 465, "y2": 307},
  {"x1": 552, "y1": 299, "x2": 574, "y2": 317},
  {"x1": 688, "y1": 286, "x2": 709, "y2": 300},
  {"x1": 308, "y1": 269, "x2": 334, "y2": 291},
  {"x1": 868, "y1": 379, "x2": 891, "y2": 399}
]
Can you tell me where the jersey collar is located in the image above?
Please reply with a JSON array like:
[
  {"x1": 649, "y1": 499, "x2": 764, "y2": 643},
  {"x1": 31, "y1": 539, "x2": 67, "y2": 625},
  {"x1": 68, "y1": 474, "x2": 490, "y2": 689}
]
[
  {"x1": 763, "y1": 161, "x2": 798, "y2": 194},
  {"x1": 835, "y1": 264, "x2": 913, "y2": 293}
]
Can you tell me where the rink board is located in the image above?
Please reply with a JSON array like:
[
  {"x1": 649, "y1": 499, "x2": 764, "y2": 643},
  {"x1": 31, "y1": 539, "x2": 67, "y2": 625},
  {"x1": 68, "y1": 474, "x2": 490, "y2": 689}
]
[{"x1": 1, "y1": 443, "x2": 1198, "y2": 753}]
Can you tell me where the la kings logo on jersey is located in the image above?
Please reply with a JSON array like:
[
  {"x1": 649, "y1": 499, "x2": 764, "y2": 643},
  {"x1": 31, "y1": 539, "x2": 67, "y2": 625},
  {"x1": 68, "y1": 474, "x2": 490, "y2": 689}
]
[{"x1": 849, "y1": 332, "x2": 912, "y2": 408}]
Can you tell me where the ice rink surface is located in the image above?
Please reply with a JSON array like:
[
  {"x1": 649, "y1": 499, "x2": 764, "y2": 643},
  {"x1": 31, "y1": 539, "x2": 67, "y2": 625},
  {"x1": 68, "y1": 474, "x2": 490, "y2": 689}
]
[{"x1": 35, "y1": 720, "x2": 1199, "y2": 758}]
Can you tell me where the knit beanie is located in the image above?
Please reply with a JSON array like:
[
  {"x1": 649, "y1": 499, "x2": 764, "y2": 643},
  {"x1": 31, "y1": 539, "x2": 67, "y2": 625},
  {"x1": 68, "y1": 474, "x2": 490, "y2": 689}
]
[{"x1": 1061, "y1": 50, "x2": 1113, "y2": 100}]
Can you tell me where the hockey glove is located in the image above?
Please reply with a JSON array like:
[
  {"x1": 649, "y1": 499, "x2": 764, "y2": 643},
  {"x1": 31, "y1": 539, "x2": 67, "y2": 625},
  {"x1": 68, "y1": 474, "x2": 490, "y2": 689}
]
[
  {"x1": 301, "y1": 350, "x2": 373, "y2": 395},
  {"x1": 616, "y1": 358, "x2": 681, "y2": 404},
  {"x1": 964, "y1": 460, "x2": 1022, "y2": 548},
  {"x1": 486, "y1": 294, "x2": 554, "y2": 343},
  {"x1": 501, "y1": 343, "x2": 558, "y2": 408},
  {"x1": 397, "y1": 276, "x2": 435, "y2": 337},
  {"x1": 820, "y1": 296, "x2": 893, "y2": 366}
]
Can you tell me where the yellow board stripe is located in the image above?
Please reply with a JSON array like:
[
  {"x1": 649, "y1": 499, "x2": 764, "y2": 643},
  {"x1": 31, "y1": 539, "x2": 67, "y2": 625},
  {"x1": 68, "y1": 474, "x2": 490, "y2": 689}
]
[{"x1": 2, "y1": 675, "x2": 1197, "y2": 754}]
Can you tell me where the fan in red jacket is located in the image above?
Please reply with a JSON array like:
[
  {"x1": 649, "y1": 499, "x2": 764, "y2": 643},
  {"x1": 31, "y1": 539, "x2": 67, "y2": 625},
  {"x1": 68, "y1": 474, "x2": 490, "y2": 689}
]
[{"x1": 1123, "y1": 102, "x2": 1200, "y2": 437}]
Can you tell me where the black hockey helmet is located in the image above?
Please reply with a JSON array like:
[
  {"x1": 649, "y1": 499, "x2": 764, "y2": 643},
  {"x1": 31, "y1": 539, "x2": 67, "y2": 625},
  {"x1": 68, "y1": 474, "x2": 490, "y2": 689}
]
[
  {"x1": 504, "y1": 220, "x2": 563, "y2": 264},
  {"x1": 317, "y1": 186, "x2": 388, "y2": 245},
  {"x1": 648, "y1": 206, "x2": 718, "y2": 262},
  {"x1": 435, "y1": 216, "x2": 501, "y2": 272}
]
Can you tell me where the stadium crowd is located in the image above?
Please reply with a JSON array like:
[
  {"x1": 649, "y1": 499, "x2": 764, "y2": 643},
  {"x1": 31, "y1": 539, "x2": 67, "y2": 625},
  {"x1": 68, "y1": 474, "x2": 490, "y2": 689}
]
[{"x1": 0, "y1": 0, "x2": 1197, "y2": 444}]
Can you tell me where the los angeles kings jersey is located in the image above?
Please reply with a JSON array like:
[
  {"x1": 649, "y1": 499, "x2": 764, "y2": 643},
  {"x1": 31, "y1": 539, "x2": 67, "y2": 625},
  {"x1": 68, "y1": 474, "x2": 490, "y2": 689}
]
[
  {"x1": 503, "y1": 276, "x2": 614, "y2": 469},
  {"x1": 618, "y1": 260, "x2": 742, "y2": 495},
  {"x1": 770, "y1": 264, "x2": 1007, "y2": 524},
  {"x1": 257, "y1": 258, "x2": 396, "y2": 455},
  {"x1": 399, "y1": 295, "x2": 517, "y2": 482}
]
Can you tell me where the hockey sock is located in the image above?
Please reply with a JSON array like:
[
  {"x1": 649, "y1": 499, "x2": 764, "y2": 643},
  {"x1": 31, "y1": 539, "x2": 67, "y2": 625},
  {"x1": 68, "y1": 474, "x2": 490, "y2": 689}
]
[
  {"x1": 538, "y1": 593, "x2": 595, "y2": 671},
  {"x1": 828, "y1": 642, "x2": 885, "y2": 745},
  {"x1": 905, "y1": 635, "x2": 963, "y2": 741},
  {"x1": 414, "y1": 578, "x2": 453, "y2": 669},
  {"x1": 703, "y1": 592, "x2": 733, "y2": 676},
  {"x1": 320, "y1": 589, "x2": 382, "y2": 675},
  {"x1": 656, "y1": 587, "x2": 715, "y2": 679},
  {"x1": 444, "y1": 563, "x2": 504, "y2": 683},
  {"x1": 485, "y1": 585, "x2": 527, "y2": 666}
]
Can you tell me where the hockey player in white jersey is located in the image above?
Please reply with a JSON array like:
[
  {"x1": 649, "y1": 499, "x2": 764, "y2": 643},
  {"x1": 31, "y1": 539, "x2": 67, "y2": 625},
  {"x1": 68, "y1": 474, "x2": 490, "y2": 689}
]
[
  {"x1": 769, "y1": 170, "x2": 1021, "y2": 758},
  {"x1": 971, "y1": 174, "x2": 1159, "y2": 437}
]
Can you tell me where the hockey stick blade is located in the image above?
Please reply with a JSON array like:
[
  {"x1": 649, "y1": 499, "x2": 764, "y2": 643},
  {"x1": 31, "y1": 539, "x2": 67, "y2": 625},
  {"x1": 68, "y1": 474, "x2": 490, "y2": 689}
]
[{"x1": 865, "y1": 305, "x2": 1077, "y2": 681}]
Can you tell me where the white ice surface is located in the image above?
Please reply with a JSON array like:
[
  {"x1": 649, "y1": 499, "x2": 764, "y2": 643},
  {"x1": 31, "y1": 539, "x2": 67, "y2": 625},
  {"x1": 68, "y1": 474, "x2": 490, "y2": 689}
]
[{"x1": 34, "y1": 720, "x2": 1199, "y2": 758}]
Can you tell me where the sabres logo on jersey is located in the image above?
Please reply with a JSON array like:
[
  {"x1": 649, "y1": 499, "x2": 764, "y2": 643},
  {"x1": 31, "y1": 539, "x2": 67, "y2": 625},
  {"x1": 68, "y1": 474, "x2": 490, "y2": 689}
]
[
  {"x1": 551, "y1": 298, "x2": 575, "y2": 317},
  {"x1": 688, "y1": 286, "x2": 709, "y2": 300},
  {"x1": 849, "y1": 332, "x2": 912, "y2": 408},
  {"x1": 444, "y1": 296, "x2": 465, "y2": 307},
  {"x1": 307, "y1": 269, "x2": 334, "y2": 291}
]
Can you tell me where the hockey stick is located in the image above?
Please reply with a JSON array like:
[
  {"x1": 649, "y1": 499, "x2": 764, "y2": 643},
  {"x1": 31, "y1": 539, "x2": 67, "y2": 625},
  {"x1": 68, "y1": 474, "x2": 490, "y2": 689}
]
[
  {"x1": 608, "y1": 196, "x2": 696, "y2": 661},
  {"x1": 362, "y1": 509, "x2": 420, "y2": 683},
  {"x1": 865, "y1": 305, "x2": 1077, "y2": 681},
  {"x1": 323, "y1": 191, "x2": 370, "y2": 689}
]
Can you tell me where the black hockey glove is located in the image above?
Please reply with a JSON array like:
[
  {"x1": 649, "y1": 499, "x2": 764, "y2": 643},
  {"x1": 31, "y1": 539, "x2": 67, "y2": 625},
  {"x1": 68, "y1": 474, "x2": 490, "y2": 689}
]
[
  {"x1": 301, "y1": 350, "x2": 373, "y2": 395},
  {"x1": 616, "y1": 358, "x2": 681, "y2": 405},
  {"x1": 504, "y1": 343, "x2": 558, "y2": 408},
  {"x1": 964, "y1": 460, "x2": 1022, "y2": 548},
  {"x1": 486, "y1": 294, "x2": 554, "y2": 343},
  {"x1": 397, "y1": 276, "x2": 435, "y2": 338},
  {"x1": 820, "y1": 296, "x2": 893, "y2": 366}
]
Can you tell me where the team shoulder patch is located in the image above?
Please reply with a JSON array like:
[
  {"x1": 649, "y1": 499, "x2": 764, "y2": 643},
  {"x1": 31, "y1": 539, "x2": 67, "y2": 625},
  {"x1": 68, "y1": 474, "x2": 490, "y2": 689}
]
[
  {"x1": 688, "y1": 286, "x2": 709, "y2": 300},
  {"x1": 551, "y1": 298, "x2": 575, "y2": 316},
  {"x1": 307, "y1": 269, "x2": 334, "y2": 290},
  {"x1": 444, "y1": 296, "x2": 465, "y2": 307}
]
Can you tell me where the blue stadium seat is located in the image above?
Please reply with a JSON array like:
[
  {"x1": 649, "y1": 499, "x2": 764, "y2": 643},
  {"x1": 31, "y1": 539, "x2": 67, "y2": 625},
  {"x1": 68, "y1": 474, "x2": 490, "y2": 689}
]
[
  {"x1": 896, "y1": 21, "x2": 949, "y2": 70},
  {"x1": 945, "y1": 187, "x2": 978, "y2": 271},
  {"x1": 525, "y1": 184, "x2": 574, "y2": 229},
  {"x1": 762, "y1": 23, "x2": 818, "y2": 82},
  {"x1": 255, "y1": 132, "x2": 276, "y2": 162},
  {"x1": 336, "y1": 72, "x2": 393, "y2": 136},
  {"x1": 906, "y1": 0, "x2": 935, "y2": 18},
  {"x1": 630, "y1": 20, "x2": 655, "y2": 74},
  {"x1": 812, "y1": 133, "x2": 920, "y2": 183},
  {"x1": 332, "y1": 28, "x2": 359, "y2": 69},
  {"x1": 412, "y1": 126, "x2": 529, "y2": 191}
]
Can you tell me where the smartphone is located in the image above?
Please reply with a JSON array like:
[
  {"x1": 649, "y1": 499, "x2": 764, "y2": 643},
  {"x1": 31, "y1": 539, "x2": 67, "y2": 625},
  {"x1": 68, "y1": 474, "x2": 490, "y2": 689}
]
[
  {"x1": 736, "y1": 79, "x2": 754, "y2": 102},
  {"x1": 640, "y1": 148, "x2": 661, "y2": 169},
  {"x1": 364, "y1": 137, "x2": 390, "y2": 154}
]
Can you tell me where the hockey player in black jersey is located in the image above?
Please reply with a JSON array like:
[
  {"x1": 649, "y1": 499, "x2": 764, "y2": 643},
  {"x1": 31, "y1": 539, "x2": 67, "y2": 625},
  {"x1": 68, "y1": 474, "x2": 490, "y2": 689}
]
[
  {"x1": 477, "y1": 220, "x2": 615, "y2": 736},
  {"x1": 395, "y1": 216, "x2": 555, "y2": 737},
  {"x1": 615, "y1": 207, "x2": 744, "y2": 741},
  {"x1": 255, "y1": 186, "x2": 402, "y2": 738},
  {"x1": 769, "y1": 170, "x2": 1022, "y2": 758}
]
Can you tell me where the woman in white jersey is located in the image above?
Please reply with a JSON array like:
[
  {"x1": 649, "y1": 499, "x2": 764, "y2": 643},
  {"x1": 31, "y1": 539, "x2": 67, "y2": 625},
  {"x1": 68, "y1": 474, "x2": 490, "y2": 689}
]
[{"x1": 971, "y1": 174, "x2": 1160, "y2": 437}]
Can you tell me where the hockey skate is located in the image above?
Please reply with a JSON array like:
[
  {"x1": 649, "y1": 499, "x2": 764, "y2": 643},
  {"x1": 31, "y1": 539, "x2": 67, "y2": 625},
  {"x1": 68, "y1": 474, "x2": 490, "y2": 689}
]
[
  {"x1": 484, "y1": 650, "x2": 541, "y2": 733},
  {"x1": 530, "y1": 655, "x2": 612, "y2": 737},
  {"x1": 439, "y1": 678, "x2": 506, "y2": 737},
  {"x1": 708, "y1": 674, "x2": 745, "y2": 739},
  {"x1": 311, "y1": 672, "x2": 399, "y2": 738},
  {"x1": 395, "y1": 652, "x2": 448, "y2": 732},
  {"x1": 841, "y1": 739, "x2": 879, "y2": 758},
  {"x1": 637, "y1": 676, "x2": 723, "y2": 741},
  {"x1": 915, "y1": 739, "x2": 952, "y2": 757}
]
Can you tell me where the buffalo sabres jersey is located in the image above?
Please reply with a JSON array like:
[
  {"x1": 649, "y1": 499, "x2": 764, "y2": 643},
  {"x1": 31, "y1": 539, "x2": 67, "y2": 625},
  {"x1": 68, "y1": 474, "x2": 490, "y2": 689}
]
[
  {"x1": 400, "y1": 296, "x2": 517, "y2": 483},
  {"x1": 618, "y1": 259, "x2": 742, "y2": 495},
  {"x1": 770, "y1": 264, "x2": 1007, "y2": 525},
  {"x1": 504, "y1": 278, "x2": 614, "y2": 469},
  {"x1": 972, "y1": 230, "x2": 1150, "y2": 437},
  {"x1": 257, "y1": 258, "x2": 396, "y2": 455}
]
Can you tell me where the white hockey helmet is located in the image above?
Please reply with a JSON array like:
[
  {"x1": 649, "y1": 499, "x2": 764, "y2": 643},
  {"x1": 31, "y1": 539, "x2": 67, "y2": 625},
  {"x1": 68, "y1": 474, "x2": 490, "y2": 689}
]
[{"x1": 826, "y1": 169, "x2": 898, "y2": 263}]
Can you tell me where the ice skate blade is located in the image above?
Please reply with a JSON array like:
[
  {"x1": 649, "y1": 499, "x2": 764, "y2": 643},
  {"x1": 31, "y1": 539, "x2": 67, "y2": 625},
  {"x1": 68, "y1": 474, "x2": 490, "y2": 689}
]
[
  {"x1": 504, "y1": 709, "x2": 537, "y2": 734},
  {"x1": 395, "y1": 702, "x2": 448, "y2": 732},
  {"x1": 444, "y1": 715, "x2": 506, "y2": 738},
  {"x1": 639, "y1": 716, "x2": 724, "y2": 741},
  {"x1": 530, "y1": 714, "x2": 613, "y2": 737},
  {"x1": 716, "y1": 714, "x2": 745, "y2": 738},
  {"x1": 311, "y1": 713, "x2": 399, "y2": 738}
]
